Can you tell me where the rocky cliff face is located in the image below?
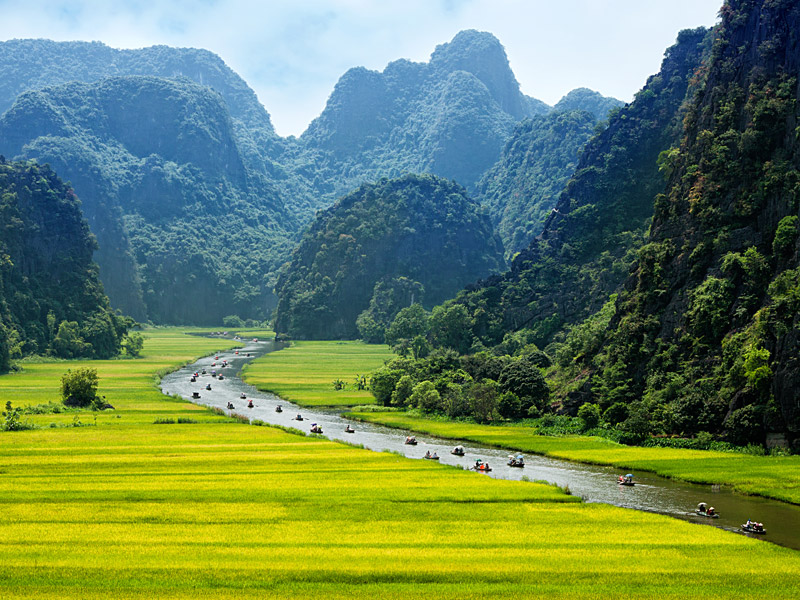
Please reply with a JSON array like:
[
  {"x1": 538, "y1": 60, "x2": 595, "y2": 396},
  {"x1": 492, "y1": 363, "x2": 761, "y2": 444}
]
[
  {"x1": 582, "y1": 0, "x2": 800, "y2": 445},
  {"x1": 299, "y1": 30, "x2": 550, "y2": 196},
  {"x1": 452, "y1": 27, "x2": 710, "y2": 348}
]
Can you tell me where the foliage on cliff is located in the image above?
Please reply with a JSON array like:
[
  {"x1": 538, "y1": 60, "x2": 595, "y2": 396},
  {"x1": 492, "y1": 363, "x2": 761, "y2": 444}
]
[
  {"x1": 274, "y1": 174, "x2": 504, "y2": 340},
  {"x1": 477, "y1": 110, "x2": 600, "y2": 257},
  {"x1": 0, "y1": 159, "x2": 130, "y2": 370},
  {"x1": 0, "y1": 76, "x2": 297, "y2": 324},
  {"x1": 570, "y1": 0, "x2": 800, "y2": 446}
]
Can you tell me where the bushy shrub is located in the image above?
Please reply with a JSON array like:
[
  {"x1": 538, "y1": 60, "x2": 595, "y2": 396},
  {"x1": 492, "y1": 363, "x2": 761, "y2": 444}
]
[
  {"x1": 61, "y1": 367, "x2": 99, "y2": 407},
  {"x1": 577, "y1": 403, "x2": 601, "y2": 431}
]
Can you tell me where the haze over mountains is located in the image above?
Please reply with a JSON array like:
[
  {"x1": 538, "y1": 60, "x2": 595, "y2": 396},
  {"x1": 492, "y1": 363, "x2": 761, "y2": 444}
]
[{"x1": 0, "y1": 31, "x2": 620, "y2": 324}]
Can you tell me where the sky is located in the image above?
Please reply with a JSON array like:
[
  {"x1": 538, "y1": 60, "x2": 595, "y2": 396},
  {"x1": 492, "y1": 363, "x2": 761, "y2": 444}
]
[{"x1": 0, "y1": 1, "x2": 723, "y2": 137}]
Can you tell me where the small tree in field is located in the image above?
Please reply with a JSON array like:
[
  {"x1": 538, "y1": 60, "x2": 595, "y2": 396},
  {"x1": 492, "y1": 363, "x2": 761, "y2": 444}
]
[{"x1": 61, "y1": 367, "x2": 99, "y2": 407}]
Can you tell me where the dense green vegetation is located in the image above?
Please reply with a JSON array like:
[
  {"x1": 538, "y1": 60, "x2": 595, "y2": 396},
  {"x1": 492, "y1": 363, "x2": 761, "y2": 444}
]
[
  {"x1": 368, "y1": 1, "x2": 800, "y2": 451},
  {"x1": 443, "y1": 26, "x2": 710, "y2": 352},
  {"x1": 477, "y1": 110, "x2": 600, "y2": 256},
  {"x1": 0, "y1": 76, "x2": 299, "y2": 323},
  {"x1": 241, "y1": 340, "x2": 393, "y2": 407},
  {"x1": 0, "y1": 159, "x2": 131, "y2": 370},
  {"x1": 274, "y1": 174, "x2": 504, "y2": 340},
  {"x1": 553, "y1": 0, "x2": 800, "y2": 448}
]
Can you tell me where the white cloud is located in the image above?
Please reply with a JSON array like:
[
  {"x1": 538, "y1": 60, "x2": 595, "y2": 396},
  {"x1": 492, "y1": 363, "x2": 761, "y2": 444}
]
[{"x1": 0, "y1": 0, "x2": 721, "y2": 136}]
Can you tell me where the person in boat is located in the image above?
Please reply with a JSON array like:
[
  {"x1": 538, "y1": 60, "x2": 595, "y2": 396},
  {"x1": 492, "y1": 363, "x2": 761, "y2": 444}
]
[
  {"x1": 698, "y1": 502, "x2": 707, "y2": 514},
  {"x1": 431, "y1": 452, "x2": 438, "y2": 459},
  {"x1": 206, "y1": 384, "x2": 212, "y2": 391},
  {"x1": 707, "y1": 506, "x2": 716, "y2": 516},
  {"x1": 248, "y1": 400, "x2": 254, "y2": 408},
  {"x1": 425, "y1": 451, "x2": 431, "y2": 459}
]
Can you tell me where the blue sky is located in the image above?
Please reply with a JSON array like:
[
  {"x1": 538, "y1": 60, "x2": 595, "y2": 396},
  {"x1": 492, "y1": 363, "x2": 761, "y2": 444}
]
[{"x1": 0, "y1": 1, "x2": 722, "y2": 136}]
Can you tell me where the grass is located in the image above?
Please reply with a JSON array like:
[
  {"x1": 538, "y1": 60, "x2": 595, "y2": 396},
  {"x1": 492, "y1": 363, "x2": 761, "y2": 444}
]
[
  {"x1": 241, "y1": 340, "x2": 393, "y2": 406},
  {"x1": 1, "y1": 330, "x2": 799, "y2": 597},
  {"x1": 0, "y1": 327, "x2": 243, "y2": 427},
  {"x1": 345, "y1": 412, "x2": 800, "y2": 505},
  {"x1": 2, "y1": 423, "x2": 799, "y2": 599}
]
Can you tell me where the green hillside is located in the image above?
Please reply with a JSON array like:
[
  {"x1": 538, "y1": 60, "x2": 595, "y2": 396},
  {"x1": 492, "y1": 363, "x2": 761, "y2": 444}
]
[
  {"x1": 0, "y1": 159, "x2": 129, "y2": 368},
  {"x1": 0, "y1": 76, "x2": 297, "y2": 324},
  {"x1": 275, "y1": 174, "x2": 504, "y2": 340}
]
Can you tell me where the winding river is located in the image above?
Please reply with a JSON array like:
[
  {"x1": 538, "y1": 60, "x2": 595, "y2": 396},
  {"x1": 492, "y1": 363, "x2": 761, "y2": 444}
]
[{"x1": 161, "y1": 338, "x2": 800, "y2": 551}]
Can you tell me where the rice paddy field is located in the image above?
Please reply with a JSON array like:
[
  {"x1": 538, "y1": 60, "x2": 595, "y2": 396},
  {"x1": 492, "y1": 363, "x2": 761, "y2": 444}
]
[
  {"x1": 241, "y1": 340, "x2": 392, "y2": 407},
  {"x1": 2, "y1": 330, "x2": 800, "y2": 598},
  {"x1": 346, "y1": 412, "x2": 800, "y2": 505},
  {"x1": 3, "y1": 422, "x2": 800, "y2": 599},
  {"x1": 0, "y1": 328, "x2": 245, "y2": 427}
]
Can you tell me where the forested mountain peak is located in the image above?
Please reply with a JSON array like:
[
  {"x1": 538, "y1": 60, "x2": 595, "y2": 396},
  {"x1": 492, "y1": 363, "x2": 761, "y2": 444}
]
[
  {"x1": 0, "y1": 75, "x2": 297, "y2": 324},
  {"x1": 0, "y1": 38, "x2": 274, "y2": 132},
  {"x1": 0, "y1": 158, "x2": 130, "y2": 369},
  {"x1": 444, "y1": 25, "x2": 710, "y2": 350},
  {"x1": 428, "y1": 29, "x2": 538, "y2": 119},
  {"x1": 576, "y1": 0, "x2": 800, "y2": 445},
  {"x1": 553, "y1": 87, "x2": 625, "y2": 121},
  {"x1": 298, "y1": 30, "x2": 551, "y2": 196},
  {"x1": 274, "y1": 174, "x2": 504, "y2": 340}
]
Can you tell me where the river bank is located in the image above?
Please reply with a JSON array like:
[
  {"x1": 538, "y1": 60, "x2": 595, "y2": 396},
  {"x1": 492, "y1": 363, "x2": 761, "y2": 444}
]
[
  {"x1": 174, "y1": 339, "x2": 800, "y2": 551},
  {"x1": 345, "y1": 411, "x2": 800, "y2": 505}
]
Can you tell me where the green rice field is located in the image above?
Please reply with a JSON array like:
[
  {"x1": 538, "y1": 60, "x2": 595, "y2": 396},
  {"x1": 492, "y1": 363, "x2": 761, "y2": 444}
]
[
  {"x1": 241, "y1": 340, "x2": 393, "y2": 406},
  {"x1": 0, "y1": 328, "x2": 244, "y2": 426},
  {"x1": 2, "y1": 330, "x2": 799, "y2": 598},
  {"x1": 346, "y1": 412, "x2": 800, "y2": 505},
  {"x1": 2, "y1": 422, "x2": 800, "y2": 599}
]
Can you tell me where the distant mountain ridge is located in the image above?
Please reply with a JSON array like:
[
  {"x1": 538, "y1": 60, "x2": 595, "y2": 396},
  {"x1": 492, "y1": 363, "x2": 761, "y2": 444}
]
[
  {"x1": 300, "y1": 30, "x2": 558, "y2": 196},
  {"x1": 0, "y1": 76, "x2": 297, "y2": 323},
  {"x1": 0, "y1": 33, "x2": 621, "y2": 325},
  {"x1": 0, "y1": 39, "x2": 274, "y2": 131}
]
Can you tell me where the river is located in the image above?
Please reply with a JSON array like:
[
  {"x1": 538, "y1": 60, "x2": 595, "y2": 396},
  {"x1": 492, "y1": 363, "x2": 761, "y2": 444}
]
[{"x1": 160, "y1": 337, "x2": 800, "y2": 551}]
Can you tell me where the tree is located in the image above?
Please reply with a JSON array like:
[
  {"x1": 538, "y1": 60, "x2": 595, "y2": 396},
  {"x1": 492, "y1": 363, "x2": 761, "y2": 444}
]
[
  {"x1": 61, "y1": 367, "x2": 99, "y2": 407},
  {"x1": 429, "y1": 304, "x2": 473, "y2": 353},
  {"x1": 223, "y1": 315, "x2": 245, "y2": 328},
  {"x1": 498, "y1": 391, "x2": 523, "y2": 419},
  {"x1": 469, "y1": 380, "x2": 499, "y2": 423},
  {"x1": 391, "y1": 375, "x2": 415, "y2": 406},
  {"x1": 385, "y1": 304, "x2": 429, "y2": 347},
  {"x1": 577, "y1": 403, "x2": 601, "y2": 431},
  {"x1": 122, "y1": 332, "x2": 145, "y2": 357},
  {"x1": 498, "y1": 358, "x2": 549, "y2": 414},
  {"x1": 52, "y1": 321, "x2": 91, "y2": 358},
  {"x1": 409, "y1": 381, "x2": 441, "y2": 412},
  {"x1": 370, "y1": 368, "x2": 405, "y2": 406}
]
